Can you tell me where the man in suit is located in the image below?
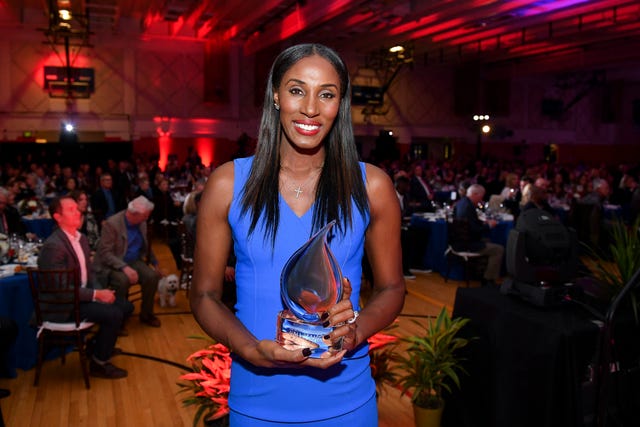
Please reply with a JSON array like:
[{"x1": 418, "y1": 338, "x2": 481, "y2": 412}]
[
  {"x1": 38, "y1": 195, "x2": 132, "y2": 379},
  {"x1": 91, "y1": 172, "x2": 124, "y2": 230},
  {"x1": 409, "y1": 164, "x2": 435, "y2": 213},
  {"x1": 454, "y1": 184, "x2": 504, "y2": 287},
  {"x1": 93, "y1": 196, "x2": 162, "y2": 327}
]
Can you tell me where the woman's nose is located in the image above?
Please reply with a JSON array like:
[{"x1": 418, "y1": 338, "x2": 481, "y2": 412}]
[{"x1": 301, "y1": 96, "x2": 318, "y2": 117}]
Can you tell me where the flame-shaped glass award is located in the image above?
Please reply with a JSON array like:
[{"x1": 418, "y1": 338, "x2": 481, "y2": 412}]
[{"x1": 276, "y1": 221, "x2": 343, "y2": 357}]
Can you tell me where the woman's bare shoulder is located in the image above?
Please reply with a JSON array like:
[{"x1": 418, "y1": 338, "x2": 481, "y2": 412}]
[
  {"x1": 363, "y1": 163, "x2": 393, "y2": 188},
  {"x1": 201, "y1": 161, "x2": 235, "y2": 207},
  {"x1": 207, "y1": 161, "x2": 234, "y2": 188}
]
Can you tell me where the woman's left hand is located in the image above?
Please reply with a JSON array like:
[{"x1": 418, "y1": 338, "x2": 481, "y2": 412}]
[{"x1": 321, "y1": 277, "x2": 360, "y2": 352}]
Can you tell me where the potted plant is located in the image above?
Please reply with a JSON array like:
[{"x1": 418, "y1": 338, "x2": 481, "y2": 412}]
[
  {"x1": 584, "y1": 217, "x2": 640, "y2": 319},
  {"x1": 393, "y1": 307, "x2": 472, "y2": 427}
]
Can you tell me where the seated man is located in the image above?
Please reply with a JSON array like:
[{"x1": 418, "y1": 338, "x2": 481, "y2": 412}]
[
  {"x1": 521, "y1": 185, "x2": 557, "y2": 218},
  {"x1": 38, "y1": 195, "x2": 132, "y2": 379},
  {"x1": 0, "y1": 187, "x2": 30, "y2": 238},
  {"x1": 454, "y1": 184, "x2": 504, "y2": 287},
  {"x1": 93, "y1": 196, "x2": 162, "y2": 327}
]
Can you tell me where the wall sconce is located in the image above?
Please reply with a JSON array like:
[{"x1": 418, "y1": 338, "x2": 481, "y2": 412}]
[{"x1": 155, "y1": 116, "x2": 172, "y2": 137}]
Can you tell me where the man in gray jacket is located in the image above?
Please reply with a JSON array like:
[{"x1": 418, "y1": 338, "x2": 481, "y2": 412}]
[{"x1": 93, "y1": 196, "x2": 162, "y2": 327}]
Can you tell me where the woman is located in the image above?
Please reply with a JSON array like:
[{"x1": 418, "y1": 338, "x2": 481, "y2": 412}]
[
  {"x1": 70, "y1": 189, "x2": 100, "y2": 251},
  {"x1": 190, "y1": 43, "x2": 405, "y2": 426}
]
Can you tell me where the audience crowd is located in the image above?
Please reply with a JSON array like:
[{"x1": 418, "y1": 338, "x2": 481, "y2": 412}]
[{"x1": 1, "y1": 149, "x2": 639, "y2": 273}]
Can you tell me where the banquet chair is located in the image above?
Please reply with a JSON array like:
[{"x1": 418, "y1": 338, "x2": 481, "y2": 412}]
[
  {"x1": 27, "y1": 267, "x2": 95, "y2": 389},
  {"x1": 569, "y1": 201, "x2": 602, "y2": 251},
  {"x1": 444, "y1": 219, "x2": 487, "y2": 287}
]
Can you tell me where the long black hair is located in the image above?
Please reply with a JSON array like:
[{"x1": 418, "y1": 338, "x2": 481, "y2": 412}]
[{"x1": 240, "y1": 43, "x2": 368, "y2": 245}]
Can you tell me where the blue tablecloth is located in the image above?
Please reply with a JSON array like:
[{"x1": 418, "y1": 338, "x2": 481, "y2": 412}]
[
  {"x1": 0, "y1": 273, "x2": 37, "y2": 378},
  {"x1": 21, "y1": 217, "x2": 55, "y2": 239},
  {"x1": 410, "y1": 215, "x2": 513, "y2": 281}
]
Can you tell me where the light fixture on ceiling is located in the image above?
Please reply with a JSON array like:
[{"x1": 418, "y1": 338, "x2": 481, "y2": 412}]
[{"x1": 57, "y1": 0, "x2": 72, "y2": 21}]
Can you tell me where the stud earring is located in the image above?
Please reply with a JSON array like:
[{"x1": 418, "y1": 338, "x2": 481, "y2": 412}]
[{"x1": 274, "y1": 103, "x2": 280, "y2": 110}]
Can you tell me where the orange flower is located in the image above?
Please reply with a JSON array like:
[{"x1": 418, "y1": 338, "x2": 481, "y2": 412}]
[{"x1": 177, "y1": 341, "x2": 232, "y2": 426}]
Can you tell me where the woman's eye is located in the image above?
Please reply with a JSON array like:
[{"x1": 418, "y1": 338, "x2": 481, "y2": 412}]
[
  {"x1": 320, "y1": 92, "x2": 336, "y2": 99},
  {"x1": 289, "y1": 87, "x2": 303, "y2": 95}
]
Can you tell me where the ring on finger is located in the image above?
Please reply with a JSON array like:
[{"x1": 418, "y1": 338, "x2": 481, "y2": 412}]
[{"x1": 346, "y1": 310, "x2": 359, "y2": 324}]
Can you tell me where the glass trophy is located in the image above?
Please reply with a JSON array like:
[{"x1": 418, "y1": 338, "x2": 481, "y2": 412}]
[{"x1": 276, "y1": 221, "x2": 343, "y2": 357}]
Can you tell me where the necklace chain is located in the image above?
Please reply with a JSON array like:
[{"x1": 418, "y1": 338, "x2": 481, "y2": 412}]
[{"x1": 280, "y1": 167, "x2": 322, "y2": 199}]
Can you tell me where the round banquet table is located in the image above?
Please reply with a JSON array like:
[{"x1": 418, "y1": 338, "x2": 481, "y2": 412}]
[
  {"x1": 21, "y1": 217, "x2": 55, "y2": 240},
  {"x1": 0, "y1": 273, "x2": 37, "y2": 378}
]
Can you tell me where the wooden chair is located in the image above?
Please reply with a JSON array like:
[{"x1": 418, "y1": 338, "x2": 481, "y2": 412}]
[
  {"x1": 444, "y1": 219, "x2": 487, "y2": 287},
  {"x1": 569, "y1": 201, "x2": 603, "y2": 252},
  {"x1": 27, "y1": 267, "x2": 95, "y2": 389}
]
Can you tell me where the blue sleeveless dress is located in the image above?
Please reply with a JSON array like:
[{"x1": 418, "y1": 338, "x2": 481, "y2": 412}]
[{"x1": 227, "y1": 156, "x2": 376, "y2": 425}]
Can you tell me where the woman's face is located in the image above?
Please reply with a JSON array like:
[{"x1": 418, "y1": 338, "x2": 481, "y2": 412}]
[
  {"x1": 274, "y1": 55, "x2": 341, "y2": 152},
  {"x1": 76, "y1": 194, "x2": 88, "y2": 212}
]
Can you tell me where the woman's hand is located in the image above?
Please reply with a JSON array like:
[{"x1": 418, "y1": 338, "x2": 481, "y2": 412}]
[
  {"x1": 320, "y1": 277, "x2": 360, "y2": 352},
  {"x1": 245, "y1": 339, "x2": 346, "y2": 369}
]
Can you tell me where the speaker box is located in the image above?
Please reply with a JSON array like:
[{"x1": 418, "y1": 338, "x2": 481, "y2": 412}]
[
  {"x1": 484, "y1": 79, "x2": 510, "y2": 116},
  {"x1": 632, "y1": 99, "x2": 640, "y2": 126},
  {"x1": 601, "y1": 81, "x2": 623, "y2": 123},
  {"x1": 204, "y1": 40, "x2": 230, "y2": 104},
  {"x1": 454, "y1": 65, "x2": 480, "y2": 116}
]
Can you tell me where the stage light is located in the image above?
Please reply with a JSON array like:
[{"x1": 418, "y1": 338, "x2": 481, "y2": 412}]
[
  {"x1": 57, "y1": 0, "x2": 72, "y2": 21},
  {"x1": 389, "y1": 45, "x2": 405, "y2": 53},
  {"x1": 482, "y1": 124, "x2": 491, "y2": 134},
  {"x1": 59, "y1": 121, "x2": 78, "y2": 144},
  {"x1": 59, "y1": 9, "x2": 72, "y2": 21}
]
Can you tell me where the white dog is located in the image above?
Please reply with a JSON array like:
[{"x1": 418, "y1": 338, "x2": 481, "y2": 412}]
[{"x1": 158, "y1": 274, "x2": 179, "y2": 307}]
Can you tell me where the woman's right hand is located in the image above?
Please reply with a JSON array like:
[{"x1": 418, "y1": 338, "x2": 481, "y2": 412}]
[{"x1": 249, "y1": 339, "x2": 346, "y2": 369}]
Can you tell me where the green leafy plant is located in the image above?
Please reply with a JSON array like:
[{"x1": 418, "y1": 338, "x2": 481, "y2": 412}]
[
  {"x1": 393, "y1": 307, "x2": 472, "y2": 409},
  {"x1": 585, "y1": 217, "x2": 640, "y2": 319}
]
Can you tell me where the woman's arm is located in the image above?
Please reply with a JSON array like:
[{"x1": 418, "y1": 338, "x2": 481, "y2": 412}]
[
  {"x1": 190, "y1": 162, "x2": 345, "y2": 368},
  {"x1": 354, "y1": 164, "x2": 405, "y2": 346},
  {"x1": 327, "y1": 164, "x2": 405, "y2": 350}
]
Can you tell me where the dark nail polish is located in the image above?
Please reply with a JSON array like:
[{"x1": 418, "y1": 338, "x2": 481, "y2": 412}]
[
  {"x1": 323, "y1": 334, "x2": 331, "y2": 340},
  {"x1": 322, "y1": 320, "x2": 330, "y2": 328},
  {"x1": 320, "y1": 312, "x2": 329, "y2": 321},
  {"x1": 302, "y1": 348, "x2": 312, "y2": 357}
]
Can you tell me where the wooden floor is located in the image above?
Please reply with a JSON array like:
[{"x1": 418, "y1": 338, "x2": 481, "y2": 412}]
[{"x1": 0, "y1": 241, "x2": 475, "y2": 427}]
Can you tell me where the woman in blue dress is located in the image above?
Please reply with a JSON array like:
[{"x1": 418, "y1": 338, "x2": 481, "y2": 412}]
[{"x1": 191, "y1": 43, "x2": 405, "y2": 426}]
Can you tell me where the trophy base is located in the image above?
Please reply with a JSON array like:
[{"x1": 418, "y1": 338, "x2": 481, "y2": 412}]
[{"x1": 276, "y1": 310, "x2": 342, "y2": 358}]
